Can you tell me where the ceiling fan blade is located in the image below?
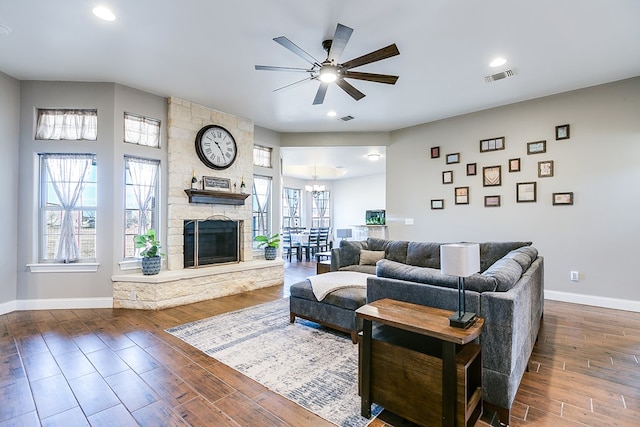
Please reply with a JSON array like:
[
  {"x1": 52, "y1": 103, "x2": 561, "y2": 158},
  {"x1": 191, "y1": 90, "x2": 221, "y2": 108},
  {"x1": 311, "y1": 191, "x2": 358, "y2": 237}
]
[
  {"x1": 274, "y1": 76, "x2": 314, "y2": 92},
  {"x1": 336, "y1": 79, "x2": 365, "y2": 101},
  {"x1": 343, "y1": 71, "x2": 399, "y2": 85},
  {"x1": 255, "y1": 65, "x2": 312, "y2": 73},
  {"x1": 273, "y1": 36, "x2": 321, "y2": 66},
  {"x1": 313, "y1": 82, "x2": 329, "y2": 105},
  {"x1": 341, "y1": 44, "x2": 400, "y2": 70},
  {"x1": 327, "y1": 23, "x2": 353, "y2": 63}
]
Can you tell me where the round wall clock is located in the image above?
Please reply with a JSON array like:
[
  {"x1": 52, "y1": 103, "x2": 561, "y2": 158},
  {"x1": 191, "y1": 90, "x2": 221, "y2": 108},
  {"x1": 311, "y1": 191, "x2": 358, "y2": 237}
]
[{"x1": 194, "y1": 125, "x2": 238, "y2": 170}]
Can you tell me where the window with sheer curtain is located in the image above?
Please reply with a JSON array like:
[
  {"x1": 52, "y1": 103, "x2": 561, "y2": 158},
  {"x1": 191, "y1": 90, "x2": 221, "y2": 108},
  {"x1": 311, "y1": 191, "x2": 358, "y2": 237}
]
[
  {"x1": 282, "y1": 188, "x2": 301, "y2": 229},
  {"x1": 124, "y1": 112, "x2": 161, "y2": 148},
  {"x1": 40, "y1": 153, "x2": 97, "y2": 262},
  {"x1": 312, "y1": 191, "x2": 330, "y2": 228},
  {"x1": 252, "y1": 175, "x2": 272, "y2": 246},
  {"x1": 124, "y1": 156, "x2": 160, "y2": 258},
  {"x1": 35, "y1": 109, "x2": 98, "y2": 140}
]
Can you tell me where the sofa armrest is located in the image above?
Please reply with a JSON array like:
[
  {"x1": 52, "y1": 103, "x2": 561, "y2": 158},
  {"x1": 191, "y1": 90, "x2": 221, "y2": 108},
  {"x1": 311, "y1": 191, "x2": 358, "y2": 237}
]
[{"x1": 330, "y1": 248, "x2": 341, "y2": 271}]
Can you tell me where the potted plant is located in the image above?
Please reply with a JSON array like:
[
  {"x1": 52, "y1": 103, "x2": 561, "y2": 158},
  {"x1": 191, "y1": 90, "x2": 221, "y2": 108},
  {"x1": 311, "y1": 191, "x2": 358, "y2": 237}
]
[
  {"x1": 255, "y1": 233, "x2": 280, "y2": 260},
  {"x1": 134, "y1": 229, "x2": 164, "y2": 275}
]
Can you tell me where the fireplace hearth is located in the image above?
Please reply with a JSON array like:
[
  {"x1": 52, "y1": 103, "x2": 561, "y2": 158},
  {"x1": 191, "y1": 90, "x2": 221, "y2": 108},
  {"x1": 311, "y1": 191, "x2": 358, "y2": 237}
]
[{"x1": 184, "y1": 219, "x2": 241, "y2": 268}]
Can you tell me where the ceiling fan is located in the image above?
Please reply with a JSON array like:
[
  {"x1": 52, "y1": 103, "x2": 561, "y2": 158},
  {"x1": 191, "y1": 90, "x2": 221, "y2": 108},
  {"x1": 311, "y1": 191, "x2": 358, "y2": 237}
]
[{"x1": 255, "y1": 23, "x2": 399, "y2": 105}]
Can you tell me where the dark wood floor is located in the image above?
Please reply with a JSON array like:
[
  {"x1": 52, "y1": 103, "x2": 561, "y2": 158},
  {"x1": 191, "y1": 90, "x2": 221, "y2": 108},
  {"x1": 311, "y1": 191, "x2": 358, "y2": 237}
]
[{"x1": 1, "y1": 260, "x2": 639, "y2": 426}]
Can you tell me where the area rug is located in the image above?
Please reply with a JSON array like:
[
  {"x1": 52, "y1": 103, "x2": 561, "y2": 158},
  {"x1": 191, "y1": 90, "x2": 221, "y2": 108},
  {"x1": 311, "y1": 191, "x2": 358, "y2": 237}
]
[{"x1": 166, "y1": 298, "x2": 382, "y2": 427}]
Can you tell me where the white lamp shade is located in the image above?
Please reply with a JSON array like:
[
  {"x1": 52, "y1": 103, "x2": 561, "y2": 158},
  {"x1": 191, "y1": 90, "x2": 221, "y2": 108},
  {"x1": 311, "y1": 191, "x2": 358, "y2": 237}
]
[
  {"x1": 337, "y1": 229, "x2": 352, "y2": 238},
  {"x1": 440, "y1": 243, "x2": 480, "y2": 277}
]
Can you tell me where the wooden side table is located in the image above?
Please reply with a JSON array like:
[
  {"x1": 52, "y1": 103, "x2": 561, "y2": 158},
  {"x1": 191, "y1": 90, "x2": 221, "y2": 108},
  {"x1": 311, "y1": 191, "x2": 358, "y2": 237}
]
[
  {"x1": 356, "y1": 299, "x2": 484, "y2": 427},
  {"x1": 315, "y1": 251, "x2": 332, "y2": 275}
]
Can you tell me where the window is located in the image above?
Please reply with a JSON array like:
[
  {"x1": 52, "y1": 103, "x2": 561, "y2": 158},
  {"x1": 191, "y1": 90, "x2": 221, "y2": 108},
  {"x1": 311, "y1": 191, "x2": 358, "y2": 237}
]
[
  {"x1": 35, "y1": 109, "x2": 98, "y2": 140},
  {"x1": 124, "y1": 112, "x2": 161, "y2": 148},
  {"x1": 312, "y1": 191, "x2": 330, "y2": 228},
  {"x1": 40, "y1": 153, "x2": 97, "y2": 262},
  {"x1": 282, "y1": 188, "x2": 301, "y2": 229},
  {"x1": 252, "y1": 175, "x2": 272, "y2": 246},
  {"x1": 124, "y1": 156, "x2": 160, "y2": 258},
  {"x1": 253, "y1": 145, "x2": 272, "y2": 168}
]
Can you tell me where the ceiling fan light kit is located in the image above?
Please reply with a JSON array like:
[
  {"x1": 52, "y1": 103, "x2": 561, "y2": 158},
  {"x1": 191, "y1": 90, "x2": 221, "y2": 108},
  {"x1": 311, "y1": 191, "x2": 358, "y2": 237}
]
[{"x1": 255, "y1": 23, "x2": 399, "y2": 105}]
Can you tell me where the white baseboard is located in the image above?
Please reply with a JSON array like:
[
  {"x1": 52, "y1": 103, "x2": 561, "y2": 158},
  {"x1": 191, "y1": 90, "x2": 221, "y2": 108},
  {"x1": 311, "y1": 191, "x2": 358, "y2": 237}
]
[
  {"x1": 545, "y1": 290, "x2": 640, "y2": 313},
  {"x1": 0, "y1": 297, "x2": 113, "y2": 314}
]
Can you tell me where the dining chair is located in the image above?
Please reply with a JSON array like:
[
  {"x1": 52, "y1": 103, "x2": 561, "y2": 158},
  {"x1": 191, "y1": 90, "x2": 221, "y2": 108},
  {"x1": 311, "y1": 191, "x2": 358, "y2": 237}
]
[
  {"x1": 282, "y1": 229, "x2": 302, "y2": 261},
  {"x1": 303, "y1": 228, "x2": 320, "y2": 260}
]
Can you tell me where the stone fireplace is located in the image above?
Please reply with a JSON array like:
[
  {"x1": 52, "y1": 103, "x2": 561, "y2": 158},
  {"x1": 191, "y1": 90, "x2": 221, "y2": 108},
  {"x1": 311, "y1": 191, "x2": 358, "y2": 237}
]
[{"x1": 111, "y1": 98, "x2": 283, "y2": 310}]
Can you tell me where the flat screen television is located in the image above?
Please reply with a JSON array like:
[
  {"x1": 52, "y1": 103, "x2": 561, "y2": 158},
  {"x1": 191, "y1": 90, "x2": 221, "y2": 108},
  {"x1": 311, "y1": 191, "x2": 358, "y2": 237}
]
[{"x1": 365, "y1": 210, "x2": 385, "y2": 225}]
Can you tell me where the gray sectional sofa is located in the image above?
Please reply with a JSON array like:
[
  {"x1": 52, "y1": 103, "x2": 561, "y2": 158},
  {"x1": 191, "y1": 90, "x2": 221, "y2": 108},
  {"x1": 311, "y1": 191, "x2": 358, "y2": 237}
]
[{"x1": 325, "y1": 237, "x2": 544, "y2": 425}]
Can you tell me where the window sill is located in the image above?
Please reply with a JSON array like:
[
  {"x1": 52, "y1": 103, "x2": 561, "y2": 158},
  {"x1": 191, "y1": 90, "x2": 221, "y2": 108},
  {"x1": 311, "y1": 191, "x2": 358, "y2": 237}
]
[
  {"x1": 27, "y1": 263, "x2": 100, "y2": 273},
  {"x1": 119, "y1": 259, "x2": 141, "y2": 271}
]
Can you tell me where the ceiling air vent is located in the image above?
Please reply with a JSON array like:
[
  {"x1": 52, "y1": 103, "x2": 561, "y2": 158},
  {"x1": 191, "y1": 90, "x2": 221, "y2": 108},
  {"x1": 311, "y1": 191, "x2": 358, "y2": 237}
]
[
  {"x1": 484, "y1": 69, "x2": 517, "y2": 83},
  {"x1": 340, "y1": 115, "x2": 355, "y2": 121}
]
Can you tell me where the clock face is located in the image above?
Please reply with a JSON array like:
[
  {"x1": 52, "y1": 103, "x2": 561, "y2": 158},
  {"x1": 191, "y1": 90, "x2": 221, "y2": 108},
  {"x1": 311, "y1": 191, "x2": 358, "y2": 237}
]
[{"x1": 195, "y1": 125, "x2": 238, "y2": 170}]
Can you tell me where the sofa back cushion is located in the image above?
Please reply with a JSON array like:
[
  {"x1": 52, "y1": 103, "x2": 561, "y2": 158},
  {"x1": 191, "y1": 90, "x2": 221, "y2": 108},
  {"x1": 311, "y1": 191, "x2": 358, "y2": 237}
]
[
  {"x1": 367, "y1": 238, "x2": 409, "y2": 264},
  {"x1": 503, "y1": 246, "x2": 538, "y2": 271},
  {"x1": 339, "y1": 240, "x2": 368, "y2": 267},
  {"x1": 479, "y1": 241, "x2": 532, "y2": 272},
  {"x1": 481, "y1": 257, "x2": 523, "y2": 292},
  {"x1": 405, "y1": 241, "x2": 443, "y2": 268}
]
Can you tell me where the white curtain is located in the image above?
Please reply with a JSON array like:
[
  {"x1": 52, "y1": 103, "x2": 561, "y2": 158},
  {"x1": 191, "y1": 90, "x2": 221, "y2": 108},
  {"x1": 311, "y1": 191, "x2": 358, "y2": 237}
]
[
  {"x1": 125, "y1": 156, "x2": 159, "y2": 235},
  {"x1": 253, "y1": 176, "x2": 271, "y2": 235},
  {"x1": 124, "y1": 113, "x2": 161, "y2": 147},
  {"x1": 44, "y1": 154, "x2": 94, "y2": 262},
  {"x1": 36, "y1": 109, "x2": 98, "y2": 140}
]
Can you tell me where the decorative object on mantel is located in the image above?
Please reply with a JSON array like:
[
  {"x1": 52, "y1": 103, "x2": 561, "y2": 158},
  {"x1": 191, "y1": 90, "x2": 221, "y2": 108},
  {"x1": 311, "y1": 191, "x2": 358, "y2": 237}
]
[
  {"x1": 240, "y1": 176, "x2": 246, "y2": 194},
  {"x1": 203, "y1": 176, "x2": 231, "y2": 192},
  {"x1": 480, "y1": 136, "x2": 505, "y2": 152},
  {"x1": 556, "y1": 124, "x2": 570, "y2": 140},
  {"x1": 184, "y1": 189, "x2": 250, "y2": 205},
  {"x1": 255, "y1": 233, "x2": 280, "y2": 260},
  {"x1": 190, "y1": 169, "x2": 198, "y2": 190},
  {"x1": 134, "y1": 229, "x2": 164, "y2": 275}
]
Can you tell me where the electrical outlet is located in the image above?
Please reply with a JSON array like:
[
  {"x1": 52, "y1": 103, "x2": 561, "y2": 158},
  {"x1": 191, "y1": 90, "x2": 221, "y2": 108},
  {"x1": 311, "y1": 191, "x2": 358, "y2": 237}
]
[
  {"x1": 130, "y1": 290, "x2": 137, "y2": 300},
  {"x1": 570, "y1": 271, "x2": 579, "y2": 282}
]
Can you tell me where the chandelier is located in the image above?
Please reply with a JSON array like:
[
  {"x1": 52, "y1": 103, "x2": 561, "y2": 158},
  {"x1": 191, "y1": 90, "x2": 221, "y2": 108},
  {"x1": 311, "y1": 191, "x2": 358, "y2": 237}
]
[{"x1": 305, "y1": 166, "x2": 325, "y2": 197}]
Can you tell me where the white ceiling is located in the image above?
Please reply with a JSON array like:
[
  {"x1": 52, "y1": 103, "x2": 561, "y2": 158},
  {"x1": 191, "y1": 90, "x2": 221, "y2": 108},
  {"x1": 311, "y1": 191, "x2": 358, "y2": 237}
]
[{"x1": 1, "y1": 1, "x2": 639, "y2": 178}]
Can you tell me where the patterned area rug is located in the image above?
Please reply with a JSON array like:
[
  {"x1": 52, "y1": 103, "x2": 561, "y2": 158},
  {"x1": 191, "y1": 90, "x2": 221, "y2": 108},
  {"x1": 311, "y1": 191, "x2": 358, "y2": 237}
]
[{"x1": 166, "y1": 298, "x2": 382, "y2": 427}]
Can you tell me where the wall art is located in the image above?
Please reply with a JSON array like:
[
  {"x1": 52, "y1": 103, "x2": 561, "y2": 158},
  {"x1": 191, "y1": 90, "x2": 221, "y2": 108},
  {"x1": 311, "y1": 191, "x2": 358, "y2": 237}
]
[
  {"x1": 509, "y1": 158, "x2": 521, "y2": 172},
  {"x1": 466, "y1": 163, "x2": 477, "y2": 176},
  {"x1": 446, "y1": 153, "x2": 460, "y2": 164},
  {"x1": 480, "y1": 136, "x2": 505, "y2": 152},
  {"x1": 203, "y1": 176, "x2": 231, "y2": 191},
  {"x1": 527, "y1": 140, "x2": 547, "y2": 155},
  {"x1": 455, "y1": 187, "x2": 469, "y2": 205},
  {"x1": 484, "y1": 195, "x2": 501, "y2": 207},
  {"x1": 431, "y1": 199, "x2": 444, "y2": 209},
  {"x1": 431, "y1": 146, "x2": 440, "y2": 158},
  {"x1": 483, "y1": 165, "x2": 502, "y2": 187},
  {"x1": 516, "y1": 182, "x2": 537, "y2": 203},
  {"x1": 552, "y1": 192, "x2": 574, "y2": 205},
  {"x1": 555, "y1": 124, "x2": 570, "y2": 140},
  {"x1": 442, "y1": 170, "x2": 453, "y2": 184},
  {"x1": 538, "y1": 160, "x2": 554, "y2": 177}
]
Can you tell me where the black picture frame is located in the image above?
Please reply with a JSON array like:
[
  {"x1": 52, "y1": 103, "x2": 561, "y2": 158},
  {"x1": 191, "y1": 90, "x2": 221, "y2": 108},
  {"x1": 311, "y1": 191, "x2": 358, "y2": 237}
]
[
  {"x1": 484, "y1": 195, "x2": 501, "y2": 207},
  {"x1": 527, "y1": 140, "x2": 547, "y2": 155},
  {"x1": 442, "y1": 170, "x2": 453, "y2": 184},
  {"x1": 509, "y1": 158, "x2": 521, "y2": 172},
  {"x1": 556, "y1": 124, "x2": 570, "y2": 140},
  {"x1": 202, "y1": 176, "x2": 231, "y2": 191},
  {"x1": 538, "y1": 160, "x2": 554, "y2": 178},
  {"x1": 483, "y1": 165, "x2": 502, "y2": 187},
  {"x1": 466, "y1": 163, "x2": 477, "y2": 176},
  {"x1": 446, "y1": 153, "x2": 460, "y2": 164},
  {"x1": 552, "y1": 192, "x2": 574, "y2": 205},
  {"x1": 480, "y1": 136, "x2": 505, "y2": 152},
  {"x1": 431, "y1": 199, "x2": 444, "y2": 210},
  {"x1": 455, "y1": 187, "x2": 469, "y2": 205},
  {"x1": 431, "y1": 146, "x2": 440, "y2": 158},
  {"x1": 516, "y1": 182, "x2": 537, "y2": 203}
]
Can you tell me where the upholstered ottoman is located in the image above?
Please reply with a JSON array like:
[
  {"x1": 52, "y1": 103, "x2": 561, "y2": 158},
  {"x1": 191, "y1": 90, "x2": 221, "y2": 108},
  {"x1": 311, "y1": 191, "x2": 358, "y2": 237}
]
[{"x1": 289, "y1": 272, "x2": 372, "y2": 343}]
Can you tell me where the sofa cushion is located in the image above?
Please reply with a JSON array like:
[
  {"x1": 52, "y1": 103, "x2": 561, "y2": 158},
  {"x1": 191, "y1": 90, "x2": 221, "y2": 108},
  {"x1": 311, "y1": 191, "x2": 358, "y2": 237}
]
[
  {"x1": 367, "y1": 238, "x2": 409, "y2": 264},
  {"x1": 479, "y1": 241, "x2": 532, "y2": 272},
  {"x1": 503, "y1": 246, "x2": 538, "y2": 271},
  {"x1": 289, "y1": 279, "x2": 366, "y2": 310},
  {"x1": 405, "y1": 241, "x2": 443, "y2": 268},
  {"x1": 482, "y1": 257, "x2": 523, "y2": 292},
  {"x1": 339, "y1": 240, "x2": 368, "y2": 267},
  {"x1": 359, "y1": 250, "x2": 386, "y2": 265},
  {"x1": 339, "y1": 264, "x2": 377, "y2": 275}
]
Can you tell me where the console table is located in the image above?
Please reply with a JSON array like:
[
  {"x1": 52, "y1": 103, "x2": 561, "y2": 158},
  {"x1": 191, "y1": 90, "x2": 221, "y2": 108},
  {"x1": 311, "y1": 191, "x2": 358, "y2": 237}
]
[{"x1": 356, "y1": 299, "x2": 483, "y2": 427}]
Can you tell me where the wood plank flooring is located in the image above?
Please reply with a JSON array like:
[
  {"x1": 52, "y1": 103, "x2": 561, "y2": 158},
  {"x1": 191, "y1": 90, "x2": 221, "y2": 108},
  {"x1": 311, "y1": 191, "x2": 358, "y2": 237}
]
[{"x1": 1, "y1": 259, "x2": 639, "y2": 426}]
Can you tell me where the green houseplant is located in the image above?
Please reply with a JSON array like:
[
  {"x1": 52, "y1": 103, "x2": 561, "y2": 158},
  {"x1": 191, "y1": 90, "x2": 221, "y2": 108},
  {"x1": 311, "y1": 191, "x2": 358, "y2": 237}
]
[
  {"x1": 255, "y1": 233, "x2": 280, "y2": 260},
  {"x1": 134, "y1": 229, "x2": 164, "y2": 275}
]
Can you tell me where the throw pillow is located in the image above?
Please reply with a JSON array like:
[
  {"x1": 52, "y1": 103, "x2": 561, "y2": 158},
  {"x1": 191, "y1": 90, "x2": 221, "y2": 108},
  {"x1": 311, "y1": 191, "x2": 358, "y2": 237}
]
[{"x1": 359, "y1": 250, "x2": 386, "y2": 265}]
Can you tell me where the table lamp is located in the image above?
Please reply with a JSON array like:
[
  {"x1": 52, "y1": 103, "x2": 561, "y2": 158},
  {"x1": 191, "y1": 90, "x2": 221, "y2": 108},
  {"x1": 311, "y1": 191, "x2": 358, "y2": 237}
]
[
  {"x1": 336, "y1": 229, "x2": 352, "y2": 241},
  {"x1": 440, "y1": 243, "x2": 480, "y2": 328}
]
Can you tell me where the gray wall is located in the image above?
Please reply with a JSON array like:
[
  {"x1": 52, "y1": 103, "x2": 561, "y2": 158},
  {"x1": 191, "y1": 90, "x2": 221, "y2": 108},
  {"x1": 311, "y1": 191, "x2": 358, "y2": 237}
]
[
  {"x1": 16, "y1": 81, "x2": 167, "y2": 304},
  {"x1": 386, "y1": 77, "x2": 640, "y2": 307},
  {"x1": 0, "y1": 72, "x2": 20, "y2": 308}
]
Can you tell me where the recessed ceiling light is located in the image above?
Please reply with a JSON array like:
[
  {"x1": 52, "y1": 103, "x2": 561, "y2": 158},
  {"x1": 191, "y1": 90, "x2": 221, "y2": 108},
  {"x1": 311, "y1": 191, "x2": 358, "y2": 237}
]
[
  {"x1": 92, "y1": 6, "x2": 116, "y2": 21},
  {"x1": 367, "y1": 153, "x2": 382, "y2": 161},
  {"x1": 490, "y1": 57, "x2": 507, "y2": 68},
  {"x1": 326, "y1": 111, "x2": 337, "y2": 117}
]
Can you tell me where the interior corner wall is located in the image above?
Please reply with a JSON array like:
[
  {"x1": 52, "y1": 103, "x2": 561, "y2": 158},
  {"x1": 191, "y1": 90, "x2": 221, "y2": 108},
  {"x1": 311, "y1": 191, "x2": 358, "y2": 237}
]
[
  {"x1": 0, "y1": 72, "x2": 20, "y2": 308},
  {"x1": 333, "y1": 174, "x2": 386, "y2": 237},
  {"x1": 386, "y1": 77, "x2": 640, "y2": 306},
  {"x1": 254, "y1": 125, "x2": 283, "y2": 240}
]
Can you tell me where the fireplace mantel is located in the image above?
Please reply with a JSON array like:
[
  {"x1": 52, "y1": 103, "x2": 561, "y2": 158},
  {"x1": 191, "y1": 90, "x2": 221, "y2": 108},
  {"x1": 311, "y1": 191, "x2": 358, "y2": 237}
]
[{"x1": 184, "y1": 189, "x2": 250, "y2": 205}]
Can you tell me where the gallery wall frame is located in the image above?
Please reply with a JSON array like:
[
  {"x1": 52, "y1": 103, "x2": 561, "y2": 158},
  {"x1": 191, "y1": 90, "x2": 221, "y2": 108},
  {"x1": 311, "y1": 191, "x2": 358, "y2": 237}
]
[
  {"x1": 555, "y1": 124, "x2": 570, "y2": 140},
  {"x1": 552, "y1": 192, "x2": 574, "y2": 205},
  {"x1": 466, "y1": 163, "x2": 477, "y2": 176},
  {"x1": 446, "y1": 153, "x2": 460, "y2": 164},
  {"x1": 431, "y1": 199, "x2": 444, "y2": 209},
  {"x1": 442, "y1": 170, "x2": 453, "y2": 184},
  {"x1": 538, "y1": 160, "x2": 554, "y2": 178},
  {"x1": 483, "y1": 165, "x2": 502, "y2": 187},
  {"x1": 527, "y1": 140, "x2": 547, "y2": 155},
  {"x1": 509, "y1": 158, "x2": 521, "y2": 172},
  {"x1": 480, "y1": 136, "x2": 505, "y2": 152},
  {"x1": 516, "y1": 182, "x2": 537, "y2": 203},
  {"x1": 455, "y1": 187, "x2": 469, "y2": 205},
  {"x1": 431, "y1": 146, "x2": 440, "y2": 158},
  {"x1": 484, "y1": 195, "x2": 501, "y2": 207}
]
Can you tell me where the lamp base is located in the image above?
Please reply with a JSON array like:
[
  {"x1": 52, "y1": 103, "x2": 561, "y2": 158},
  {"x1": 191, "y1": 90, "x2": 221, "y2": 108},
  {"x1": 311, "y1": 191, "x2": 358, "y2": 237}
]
[{"x1": 449, "y1": 311, "x2": 477, "y2": 329}]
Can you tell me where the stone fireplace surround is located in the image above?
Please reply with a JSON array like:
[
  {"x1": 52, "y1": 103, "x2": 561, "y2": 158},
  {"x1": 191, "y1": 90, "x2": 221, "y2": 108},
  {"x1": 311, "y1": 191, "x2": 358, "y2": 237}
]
[{"x1": 112, "y1": 98, "x2": 284, "y2": 310}]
